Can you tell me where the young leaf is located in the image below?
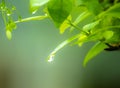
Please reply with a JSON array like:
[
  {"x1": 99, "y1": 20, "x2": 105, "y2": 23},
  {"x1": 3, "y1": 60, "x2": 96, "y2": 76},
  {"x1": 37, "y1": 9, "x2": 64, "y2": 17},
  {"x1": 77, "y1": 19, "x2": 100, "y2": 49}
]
[
  {"x1": 30, "y1": 0, "x2": 49, "y2": 14},
  {"x1": 83, "y1": 42, "x2": 108, "y2": 67},
  {"x1": 83, "y1": 20, "x2": 100, "y2": 31},
  {"x1": 47, "y1": 0, "x2": 74, "y2": 27}
]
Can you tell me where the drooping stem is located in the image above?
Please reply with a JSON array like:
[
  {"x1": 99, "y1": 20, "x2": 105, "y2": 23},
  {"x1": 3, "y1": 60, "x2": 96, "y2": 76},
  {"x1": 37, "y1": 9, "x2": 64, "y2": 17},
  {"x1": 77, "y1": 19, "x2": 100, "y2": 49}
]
[
  {"x1": 47, "y1": 34, "x2": 80, "y2": 62},
  {"x1": 15, "y1": 15, "x2": 48, "y2": 23}
]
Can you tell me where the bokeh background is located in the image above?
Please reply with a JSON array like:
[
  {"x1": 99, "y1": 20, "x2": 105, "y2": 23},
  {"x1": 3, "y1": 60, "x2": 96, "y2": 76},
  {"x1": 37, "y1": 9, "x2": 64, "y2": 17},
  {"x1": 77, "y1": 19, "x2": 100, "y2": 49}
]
[{"x1": 0, "y1": 0, "x2": 120, "y2": 88}]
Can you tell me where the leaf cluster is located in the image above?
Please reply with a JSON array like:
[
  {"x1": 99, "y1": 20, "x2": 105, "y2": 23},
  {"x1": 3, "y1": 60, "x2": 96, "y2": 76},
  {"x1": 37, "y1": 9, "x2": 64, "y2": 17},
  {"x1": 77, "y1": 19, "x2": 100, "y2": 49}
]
[{"x1": 1, "y1": 0, "x2": 120, "y2": 66}]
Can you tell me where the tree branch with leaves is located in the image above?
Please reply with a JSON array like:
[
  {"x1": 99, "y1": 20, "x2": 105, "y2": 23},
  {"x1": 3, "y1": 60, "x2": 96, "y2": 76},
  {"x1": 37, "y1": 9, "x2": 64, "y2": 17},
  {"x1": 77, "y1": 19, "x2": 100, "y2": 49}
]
[{"x1": 1, "y1": 0, "x2": 120, "y2": 66}]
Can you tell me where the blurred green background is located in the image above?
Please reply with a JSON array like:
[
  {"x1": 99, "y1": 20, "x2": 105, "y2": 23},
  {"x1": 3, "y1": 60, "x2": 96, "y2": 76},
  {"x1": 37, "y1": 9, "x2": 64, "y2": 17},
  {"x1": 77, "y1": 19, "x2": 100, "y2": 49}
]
[{"x1": 0, "y1": 0, "x2": 120, "y2": 88}]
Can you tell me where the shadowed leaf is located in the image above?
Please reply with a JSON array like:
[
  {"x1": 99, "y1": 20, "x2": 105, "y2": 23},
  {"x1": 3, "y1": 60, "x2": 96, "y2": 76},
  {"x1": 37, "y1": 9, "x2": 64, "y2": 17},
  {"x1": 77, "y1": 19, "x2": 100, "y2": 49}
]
[{"x1": 47, "y1": 0, "x2": 74, "y2": 27}]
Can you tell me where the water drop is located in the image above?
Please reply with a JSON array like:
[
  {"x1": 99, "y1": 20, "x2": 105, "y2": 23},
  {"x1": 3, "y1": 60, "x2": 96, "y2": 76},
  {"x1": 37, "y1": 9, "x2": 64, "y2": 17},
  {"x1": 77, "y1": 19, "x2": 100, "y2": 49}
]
[{"x1": 48, "y1": 54, "x2": 54, "y2": 62}]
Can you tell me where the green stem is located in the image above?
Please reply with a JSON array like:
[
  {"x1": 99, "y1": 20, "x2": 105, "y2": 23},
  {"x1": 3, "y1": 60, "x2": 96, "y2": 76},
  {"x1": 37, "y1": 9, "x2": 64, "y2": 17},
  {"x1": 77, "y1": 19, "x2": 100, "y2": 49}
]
[
  {"x1": 70, "y1": 11, "x2": 91, "y2": 31},
  {"x1": 1, "y1": 11, "x2": 7, "y2": 27},
  {"x1": 51, "y1": 34, "x2": 79, "y2": 54},
  {"x1": 68, "y1": 21, "x2": 89, "y2": 35},
  {"x1": 15, "y1": 15, "x2": 48, "y2": 23}
]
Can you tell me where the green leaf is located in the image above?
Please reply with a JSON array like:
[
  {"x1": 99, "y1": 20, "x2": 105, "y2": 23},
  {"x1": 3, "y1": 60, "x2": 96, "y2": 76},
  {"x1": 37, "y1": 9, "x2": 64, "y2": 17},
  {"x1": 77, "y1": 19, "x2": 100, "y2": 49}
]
[
  {"x1": 83, "y1": 42, "x2": 108, "y2": 67},
  {"x1": 83, "y1": 20, "x2": 100, "y2": 31},
  {"x1": 78, "y1": 34, "x2": 87, "y2": 46},
  {"x1": 59, "y1": 15, "x2": 71, "y2": 34},
  {"x1": 6, "y1": 30, "x2": 12, "y2": 40},
  {"x1": 107, "y1": 28, "x2": 120, "y2": 43},
  {"x1": 70, "y1": 11, "x2": 91, "y2": 31},
  {"x1": 103, "y1": 30, "x2": 114, "y2": 40},
  {"x1": 47, "y1": 0, "x2": 74, "y2": 27},
  {"x1": 105, "y1": 3, "x2": 120, "y2": 18},
  {"x1": 30, "y1": 0, "x2": 49, "y2": 14}
]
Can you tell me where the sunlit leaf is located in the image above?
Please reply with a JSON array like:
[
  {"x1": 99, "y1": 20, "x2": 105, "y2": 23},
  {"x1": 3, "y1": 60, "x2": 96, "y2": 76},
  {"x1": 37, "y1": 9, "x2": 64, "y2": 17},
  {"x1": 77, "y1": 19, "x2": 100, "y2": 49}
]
[
  {"x1": 30, "y1": 0, "x2": 49, "y2": 14},
  {"x1": 103, "y1": 30, "x2": 114, "y2": 40},
  {"x1": 83, "y1": 42, "x2": 108, "y2": 67},
  {"x1": 47, "y1": 0, "x2": 74, "y2": 27},
  {"x1": 59, "y1": 15, "x2": 71, "y2": 34},
  {"x1": 78, "y1": 34, "x2": 87, "y2": 46}
]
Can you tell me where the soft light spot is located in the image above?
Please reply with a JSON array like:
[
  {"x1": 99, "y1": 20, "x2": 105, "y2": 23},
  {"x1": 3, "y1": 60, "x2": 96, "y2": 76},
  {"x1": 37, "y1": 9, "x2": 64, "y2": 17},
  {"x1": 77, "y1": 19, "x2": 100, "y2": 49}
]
[
  {"x1": 7, "y1": 13, "x2": 11, "y2": 16},
  {"x1": 32, "y1": 10, "x2": 37, "y2": 14}
]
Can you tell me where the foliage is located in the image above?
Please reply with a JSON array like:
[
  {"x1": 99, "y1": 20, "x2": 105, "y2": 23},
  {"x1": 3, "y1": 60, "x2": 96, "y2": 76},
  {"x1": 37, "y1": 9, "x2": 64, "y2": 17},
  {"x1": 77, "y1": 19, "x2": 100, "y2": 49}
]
[{"x1": 1, "y1": 0, "x2": 120, "y2": 66}]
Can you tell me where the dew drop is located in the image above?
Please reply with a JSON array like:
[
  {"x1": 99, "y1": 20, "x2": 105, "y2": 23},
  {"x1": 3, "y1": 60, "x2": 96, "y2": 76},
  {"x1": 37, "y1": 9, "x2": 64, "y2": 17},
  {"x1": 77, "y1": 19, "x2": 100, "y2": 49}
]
[{"x1": 48, "y1": 54, "x2": 54, "y2": 62}]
